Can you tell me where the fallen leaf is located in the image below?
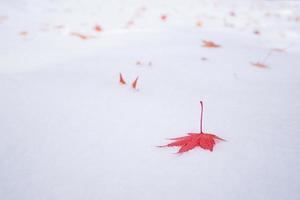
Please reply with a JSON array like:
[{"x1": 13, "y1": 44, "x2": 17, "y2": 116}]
[
  {"x1": 159, "y1": 101, "x2": 224, "y2": 153},
  {"x1": 94, "y1": 25, "x2": 102, "y2": 32},
  {"x1": 70, "y1": 32, "x2": 89, "y2": 40},
  {"x1": 202, "y1": 40, "x2": 221, "y2": 48},
  {"x1": 131, "y1": 76, "x2": 139, "y2": 89},
  {"x1": 19, "y1": 31, "x2": 28, "y2": 36},
  {"x1": 253, "y1": 30, "x2": 260, "y2": 35},
  {"x1": 119, "y1": 73, "x2": 126, "y2": 85},
  {"x1": 196, "y1": 20, "x2": 203, "y2": 27},
  {"x1": 160, "y1": 14, "x2": 167, "y2": 21},
  {"x1": 251, "y1": 62, "x2": 268, "y2": 68}
]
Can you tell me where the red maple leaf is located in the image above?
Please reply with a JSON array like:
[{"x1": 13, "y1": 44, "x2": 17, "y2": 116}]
[{"x1": 159, "y1": 101, "x2": 225, "y2": 153}]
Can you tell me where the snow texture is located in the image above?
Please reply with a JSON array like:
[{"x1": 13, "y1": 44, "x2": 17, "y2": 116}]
[{"x1": 0, "y1": 0, "x2": 300, "y2": 200}]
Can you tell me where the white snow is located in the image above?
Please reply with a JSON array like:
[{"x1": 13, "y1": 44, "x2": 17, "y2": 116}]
[{"x1": 0, "y1": 0, "x2": 300, "y2": 200}]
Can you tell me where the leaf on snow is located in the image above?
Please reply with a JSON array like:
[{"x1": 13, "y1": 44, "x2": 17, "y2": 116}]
[
  {"x1": 251, "y1": 62, "x2": 268, "y2": 68},
  {"x1": 202, "y1": 40, "x2": 221, "y2": 48},
  {"x1": 159, "y1": 101, "x2": 225, "y2": 154},
  {"x1": 70, "y1": 32, "x2": 90, "y2": 40},
  {"x1": 94, "y1": 25, "x2": 102, "y2": 32}
]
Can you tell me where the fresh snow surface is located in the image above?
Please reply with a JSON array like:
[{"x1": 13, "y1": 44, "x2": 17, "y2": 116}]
[{"x1": 0, "y1": 0, "x2": 300, "y2": 200}]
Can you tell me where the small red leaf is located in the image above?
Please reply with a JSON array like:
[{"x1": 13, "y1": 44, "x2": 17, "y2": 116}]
[
  {"x1": 251, "y1": 62, "x2": 268, "y2": 68},
  {"x1": 202, "y1": 40, "x2": 221, "y2": 48},
  {"x1": 70, "y1": 32, "x2": 89, "y2": 40},
  {"x1": 160, "y1": 15, "x2": 167, "y2": 21},
  {"x1": 19, "y1": 31, "x2": 28, "y2": 36},
  {"x1": 132, "y1": 76, "x2": 139, "y2": 89},
  {"x1": 119, "y1": 73, "x2": 126, "y2": 85},
  {"x1": 94, "y1": 25, "x2": 102, "y2": 32}
]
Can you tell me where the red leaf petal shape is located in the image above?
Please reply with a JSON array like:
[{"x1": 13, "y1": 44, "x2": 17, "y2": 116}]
[
  {"x1": 119, "y1": 73, "x2": 126, "y2": 85},
  {"x1": 178, "y1": 137, "x2": 199, "y2": 153},
  {"x1": 161, "y1": 133, "x2": 224, "y2": 153}
]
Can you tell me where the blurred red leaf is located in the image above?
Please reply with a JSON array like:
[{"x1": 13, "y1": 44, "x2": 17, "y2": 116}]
[
  {"x1": 253, "y1": 30, "x2": 260, "y2": 35},
  {"x1": 94, "y1": 25, "x2": 102, "y2": 32},
  {"x1": 119, "y1": 73, "x2": 126, "y2": 85},
  {"x1": 251, "y1": 62, "x2": 268, "y2": 68},
  {"x1": 160, "y1": 15, "x2": 167, "y2": 21},
  {"x1": 19, "y1": 31, "x2": 28, "y2": 36},
  {"x1": 132, "y1": 76, "x2": 139, "y2": 89},
  {"x1": 202, "y1": 40, "x2": 221, "y2": 48},
  {"x1": 196, "y1": 20, "x2": 203, "y2": 27},
  {"x1": 70, "y1": 32, "x2": 89, "y2": 40}
]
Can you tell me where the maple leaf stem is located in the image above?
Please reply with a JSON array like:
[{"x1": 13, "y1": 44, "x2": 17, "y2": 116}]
[{"x1": 200, "y1": 101, "x2": 203, "y2": 133}]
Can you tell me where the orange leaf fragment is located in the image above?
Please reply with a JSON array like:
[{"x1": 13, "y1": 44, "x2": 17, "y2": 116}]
[
  {"x1": 196, "y1": 20, "x2": 203, "y2": 27},
  {"x1": 160, "y1": 15, "x2": 167, "y2": 21},
  {"x1": 251, "y1": 62, "x2": 268, "y2": 68},
  {"x1": 202, "y1": 40, "x2": 220, "y2": 48},
  {"x1": 94, "y1": 25, "x2": 102, "y2": 32},
  {"x1": 119, "y1": 73, "x2": 126, "y2": 85},
  {"x1": 253, "y1": 30, "x2": 260, "y2": 35},
  {"x1": 70, "y1": 32, "x2": 89, "y2": 40},
  {"x1": 132, "y1": 76, "x2": 139, "y2": 89},
  {"x1": 19, "y1": 31, "x2": 28, "y2": 36}
]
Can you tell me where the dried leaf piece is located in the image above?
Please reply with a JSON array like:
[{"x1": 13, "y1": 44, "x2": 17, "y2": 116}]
[
  {"x1": 253, "y1": 30, "x2": 260, "y2": 35},
  {"x1": 119, "y1": 73, "x2": 126, "y2": 85},
  {"x1": 196, "y1": 20, "x2": 203, "y2": 27},
  {"x1": 70, "y1": 32, "x2": 89, "y2": 40},
  {"x1": 19, "y1": 31, "x2": 28, "y2": 36},
  {"x1": 159, "y1": 101, "x2": 224, "y2": 153},
  {"x1": 251, "y1": 62, "x2": 268, "y2": 68},
  {"x1": 160, "y1": 15, "x2": 167, "y2": 21},
  {"x1": 94, "y1": 25, "x2": 102, "y2": 32},
  {"x1": 202, "y1": 40, "x2": 221, "y2": 48},
  {"x1": 132, "y1": 76, "x2": 139, "y2": 89}
]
